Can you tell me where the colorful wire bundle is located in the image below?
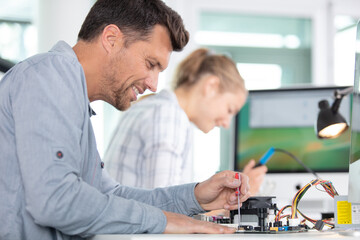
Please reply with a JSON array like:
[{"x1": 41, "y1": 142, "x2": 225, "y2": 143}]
[
  {"x1": 275, "y1": 205, "x2": 291, "y2": 222},
  {"x1": 291, "y1": 179, "x2": 338, "y2": 219},
  {"x1": 274, "y1": 179, "x2": 338, "y2": 229}
]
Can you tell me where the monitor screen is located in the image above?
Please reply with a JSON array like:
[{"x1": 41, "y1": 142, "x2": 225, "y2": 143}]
[{"x1": 234, "y1": 87, "x2": 352, "y2": 173}]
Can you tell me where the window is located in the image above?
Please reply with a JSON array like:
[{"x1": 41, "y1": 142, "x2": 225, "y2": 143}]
[
  {"x1": 0, "y1": 20, "x2": 36, "y2": 63},
  {"x1": 334, "y1": 15, "x2": 358, "y2": 86},
  {"x1": 237, "y1": 63, "x2": 282, "y2": 90},
  {"x1": 0, "y1": 0, "x2": 37, "y2": 64},
  {"x1": 196, "y1": 12, "x2": 312, "y2": 90}
]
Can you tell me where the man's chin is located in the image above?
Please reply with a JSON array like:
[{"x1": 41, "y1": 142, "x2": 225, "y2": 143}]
[
  {"x1": 114, "y1": 93, "x2": 134, "y2": 111},
  {"x1": 115, "y1": 101, "x2": 131, "y2": 111}
]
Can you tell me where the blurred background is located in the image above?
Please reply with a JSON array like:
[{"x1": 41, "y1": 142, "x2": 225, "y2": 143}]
[{"x1": 1, "y1": 0, "x2": 359, "y2": 185}]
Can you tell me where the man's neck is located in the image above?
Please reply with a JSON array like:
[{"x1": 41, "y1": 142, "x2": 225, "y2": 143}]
[{"x1": 73, "y1": 40, "x2": 105, "y2": 102}]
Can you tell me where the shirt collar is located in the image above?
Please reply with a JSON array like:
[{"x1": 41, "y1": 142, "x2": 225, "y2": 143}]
[
  {"x1": 48, "y1": 41, "x2": 78, "y2": 60},
  {"x1": 89, "y1": 105, "x2": 97, "y2": 117},
  {"x1": 49, "y1": 41, "x2": 95, "y2": 117}
]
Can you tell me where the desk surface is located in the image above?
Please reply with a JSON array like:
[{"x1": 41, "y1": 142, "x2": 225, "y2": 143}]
[{"x1": 91, "y1": 229, "x2": 360, "y2": 240}]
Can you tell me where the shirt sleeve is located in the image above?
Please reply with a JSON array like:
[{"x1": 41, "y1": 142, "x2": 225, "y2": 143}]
[
  {"x1": 113, "y1": 182, "x2": 205, "y2": 216},
  {"x1": 11, "y1": 57, "x2": 167, "y2": 237},
  {"x1": 139, "y1": 103, "x2": 191, "y2": 188},
  {"x1": 101, "y1": 169, "x2": 205, "y2": 216}
]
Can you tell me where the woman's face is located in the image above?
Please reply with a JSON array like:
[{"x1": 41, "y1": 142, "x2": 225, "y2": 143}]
[{"x1": 194, "y1": 88, "x2": 246, "y2": 133}]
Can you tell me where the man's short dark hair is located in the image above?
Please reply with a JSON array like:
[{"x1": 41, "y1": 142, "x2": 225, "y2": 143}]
[{"x1": 78, "y1": 0, "x2": 189, "y2": 51}]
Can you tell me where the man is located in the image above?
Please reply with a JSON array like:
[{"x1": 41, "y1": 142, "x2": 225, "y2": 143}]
[{"x1": 0, "y1": 0, "x2": 250, "y2": 239}]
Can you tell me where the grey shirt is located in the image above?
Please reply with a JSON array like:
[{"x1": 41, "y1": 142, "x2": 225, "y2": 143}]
[{"x1": 0, "y1": 41, "x2": 204, "y2": 240}]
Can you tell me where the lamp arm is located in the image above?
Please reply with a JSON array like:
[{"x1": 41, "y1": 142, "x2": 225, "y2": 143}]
[
  {"x1": 331, "y1": 98, "x2": 342, "y2": 113},
  {"x1": 334, "y1": 86, "x2": 353, "y2": 99},
  {"x1": 331, "y1": 86, "x2": 354, "y2": 113}
]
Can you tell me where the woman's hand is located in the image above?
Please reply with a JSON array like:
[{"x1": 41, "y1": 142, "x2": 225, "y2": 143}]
[{"x1": 243, "y1": 159, "x2": 268, "y2": 196}]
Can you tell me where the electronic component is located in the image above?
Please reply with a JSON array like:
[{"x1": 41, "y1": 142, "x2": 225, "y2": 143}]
[
  {"x1": 334, "y1": 195, "x2": 360, "y2": 229},
  {"x1": 314, "y1": 220, "x2": 325, "y2": 230},
  {"x1": 230, "y1": 196, "x2": 277, "y2": 232},
  {"x1": 194, "y1": 179, "x2": 342, "y2": 234}
]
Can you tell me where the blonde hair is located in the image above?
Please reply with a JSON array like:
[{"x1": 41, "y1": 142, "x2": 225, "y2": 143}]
[{"x1": 172, "y1": 48, "x2": 246, "y2": 94}]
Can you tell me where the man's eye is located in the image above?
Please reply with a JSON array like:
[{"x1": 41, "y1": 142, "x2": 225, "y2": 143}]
[{"x1": 148, "y1": 61, "x2": 155, "y2": 69}]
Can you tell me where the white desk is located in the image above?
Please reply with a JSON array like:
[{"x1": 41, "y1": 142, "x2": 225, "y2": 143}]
[{"x1": 91, "y1": 229, "x2": 360, "y2": 240}]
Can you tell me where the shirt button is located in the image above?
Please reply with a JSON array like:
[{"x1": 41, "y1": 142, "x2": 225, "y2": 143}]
[{"x1": 56, "y1": 151, "x2": 63, "y2": 159}]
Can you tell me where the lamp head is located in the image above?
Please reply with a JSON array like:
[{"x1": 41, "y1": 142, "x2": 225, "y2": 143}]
[{"x1": 316, "y1": 99, "x2": 349, "y2": 139}]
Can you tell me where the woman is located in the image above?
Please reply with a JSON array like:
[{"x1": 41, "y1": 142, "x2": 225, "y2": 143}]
[{"x1": 103, "y1": 48, "x2": 267, "y2": 196}]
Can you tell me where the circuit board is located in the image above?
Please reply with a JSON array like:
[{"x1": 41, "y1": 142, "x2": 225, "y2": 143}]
[{"x1": 194, "y1": 196, "x2": 332, "y2": 234}]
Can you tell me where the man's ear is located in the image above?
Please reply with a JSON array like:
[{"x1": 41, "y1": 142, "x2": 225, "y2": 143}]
[
  {"x1": 101, "y1": 24, "x2": 123, "y2": 53},
  {"x1": 203, "y1": 75, "x2": 220, "y2": 98}
]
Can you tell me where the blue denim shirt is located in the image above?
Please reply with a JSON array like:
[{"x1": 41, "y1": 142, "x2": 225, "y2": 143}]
[{"x1": 0, "y1": 41, "x2": 204, "y2": 240}]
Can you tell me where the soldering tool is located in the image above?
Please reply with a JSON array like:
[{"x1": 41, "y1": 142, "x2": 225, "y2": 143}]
[{"x1": 254, "y1": 147, "x2": 275, "y2": 167}]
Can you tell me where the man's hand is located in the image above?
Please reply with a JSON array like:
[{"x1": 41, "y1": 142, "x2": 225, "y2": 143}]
[
  {"x1": 243, "y1": 159, "x2": 268, "y2": 196},
  {"x1": 163, "y1": 211, "x2": 235, "y2": 234},
  {"x1": 194, "y1": 170, "x2": 250, "y2": 211}
]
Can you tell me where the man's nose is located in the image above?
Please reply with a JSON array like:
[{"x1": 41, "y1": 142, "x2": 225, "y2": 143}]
[{"x1": 145, "y1": 71, "x2": 159, "y2": 92}]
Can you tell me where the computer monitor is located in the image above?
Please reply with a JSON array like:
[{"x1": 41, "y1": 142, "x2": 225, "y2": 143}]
[
  {"x1": 234, "y1": 86, "x2": 352, "y2": 217},
  {"x1": 235, "y1": 87, "x2": 351, "y2": 173}
]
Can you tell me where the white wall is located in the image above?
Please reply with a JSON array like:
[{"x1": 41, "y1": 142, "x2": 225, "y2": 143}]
[
  {"x1": 36, "y1": 0, "x2": 94, "y2": 52},
  {"x1": 35, "y1": 0, "x2": 107, "y2": 154}
]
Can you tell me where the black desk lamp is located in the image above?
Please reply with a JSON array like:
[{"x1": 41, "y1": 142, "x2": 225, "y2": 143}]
[{"x1": 316, "y1": 87, "x2": 353, "y2": 139}]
